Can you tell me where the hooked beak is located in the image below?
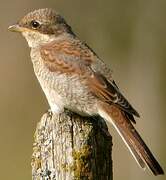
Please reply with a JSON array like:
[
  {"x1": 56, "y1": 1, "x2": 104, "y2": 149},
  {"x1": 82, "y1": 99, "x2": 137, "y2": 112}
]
[{"x1": 8, "y1": 24, "x2": 25, "y2": 32}]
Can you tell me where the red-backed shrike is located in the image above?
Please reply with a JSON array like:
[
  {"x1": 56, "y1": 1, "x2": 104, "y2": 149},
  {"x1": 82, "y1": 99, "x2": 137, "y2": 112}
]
[{"x1": 9, "y1": 8, "x2": 164, "y2": 175}]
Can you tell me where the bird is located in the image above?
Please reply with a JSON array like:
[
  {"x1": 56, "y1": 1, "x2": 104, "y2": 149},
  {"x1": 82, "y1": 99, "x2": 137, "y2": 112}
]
[{"x1": 8, "y1": 8, "x2": 164, "y2": 175}]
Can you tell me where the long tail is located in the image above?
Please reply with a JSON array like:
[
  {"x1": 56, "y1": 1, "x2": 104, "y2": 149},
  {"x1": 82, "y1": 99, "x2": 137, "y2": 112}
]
[{"x1": 98, "y1": 103, "x2": 164, "y2": 175}]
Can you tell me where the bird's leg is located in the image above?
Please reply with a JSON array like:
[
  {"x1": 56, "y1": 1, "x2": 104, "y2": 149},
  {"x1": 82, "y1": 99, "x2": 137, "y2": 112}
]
[{"x1": 45, "y1": 109, "x2": 53, "y2": 118}]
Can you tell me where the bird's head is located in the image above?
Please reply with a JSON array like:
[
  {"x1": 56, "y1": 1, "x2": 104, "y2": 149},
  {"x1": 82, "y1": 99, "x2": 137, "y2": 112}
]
[{"x1": 8, "y1": 8, "x2": 73, "y2": 48}]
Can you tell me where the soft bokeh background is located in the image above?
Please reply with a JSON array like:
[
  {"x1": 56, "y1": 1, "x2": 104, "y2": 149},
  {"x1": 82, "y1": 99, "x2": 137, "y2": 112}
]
[{"x1": 0, "y1": 0, "x2": 165, "y2": 179}]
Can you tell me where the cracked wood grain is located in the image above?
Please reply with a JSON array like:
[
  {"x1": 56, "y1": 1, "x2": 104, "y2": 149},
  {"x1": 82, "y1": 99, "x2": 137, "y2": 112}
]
[{"x1": 31, "y1": 110, "x2": 112, "y2": 180}]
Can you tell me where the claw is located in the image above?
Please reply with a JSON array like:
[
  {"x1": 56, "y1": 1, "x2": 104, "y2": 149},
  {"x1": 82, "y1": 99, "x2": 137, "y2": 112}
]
[{"x1": 46, "y1": 109, "x2": 53, "y2": 118}]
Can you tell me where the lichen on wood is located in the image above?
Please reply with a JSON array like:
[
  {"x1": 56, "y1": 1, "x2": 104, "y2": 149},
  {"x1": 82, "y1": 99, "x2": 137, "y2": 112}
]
[{"x1": 31, "y1": 110, "x2": 112, "y2": 180}]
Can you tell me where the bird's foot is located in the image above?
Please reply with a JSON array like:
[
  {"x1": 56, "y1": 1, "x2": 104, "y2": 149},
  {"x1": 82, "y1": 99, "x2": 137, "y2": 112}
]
[{"x1": 45, "y1": 109, "x2": 53, "y2": 118}]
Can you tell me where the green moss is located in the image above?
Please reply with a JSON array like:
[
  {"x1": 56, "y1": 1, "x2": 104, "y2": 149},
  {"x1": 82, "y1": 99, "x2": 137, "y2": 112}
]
[
  {"x1": 61, "y1": 145, "x2": 93, "y2": 180},
  {"x1": 61, "y1": 163, "x2": 70, "y2": 172},
  {"x1": 72, "y1": 145, "x2": 92, "y2": 180},
  {"x1": 31, "y1": 156, "x2": 42, "y2": 170}
]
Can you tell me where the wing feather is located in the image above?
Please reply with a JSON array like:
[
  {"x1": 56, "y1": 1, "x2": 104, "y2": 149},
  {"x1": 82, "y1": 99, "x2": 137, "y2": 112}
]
[{"x1": 40, "y1": 39, "x2": 140, "y2": 122}]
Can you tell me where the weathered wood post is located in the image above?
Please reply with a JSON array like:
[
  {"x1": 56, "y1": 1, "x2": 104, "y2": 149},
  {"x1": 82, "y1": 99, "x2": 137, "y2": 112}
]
[{"x1": 31, "y1": 110, "x2": 112, "y2": 180}]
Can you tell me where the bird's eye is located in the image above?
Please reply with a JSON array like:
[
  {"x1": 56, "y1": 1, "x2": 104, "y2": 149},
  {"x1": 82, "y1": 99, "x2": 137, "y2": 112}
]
[{"x1": 30, "y1": 20, "x2": 40, "y2": 29}]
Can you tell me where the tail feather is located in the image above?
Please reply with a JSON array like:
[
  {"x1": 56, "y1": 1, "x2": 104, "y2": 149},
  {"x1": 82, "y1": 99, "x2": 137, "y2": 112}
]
[{"x1": 98, "y1": 103, "x2": 164, "y2": 175}]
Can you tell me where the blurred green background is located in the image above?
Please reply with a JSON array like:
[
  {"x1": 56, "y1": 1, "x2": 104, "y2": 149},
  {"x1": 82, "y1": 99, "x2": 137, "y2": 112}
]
[{"x1": 1, "y1": 0, "x2": 165, "y2": 179}]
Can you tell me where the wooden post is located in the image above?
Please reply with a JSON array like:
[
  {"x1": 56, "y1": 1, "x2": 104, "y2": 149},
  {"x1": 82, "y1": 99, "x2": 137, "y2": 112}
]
[{"x1": 31, "y1": 110, "x2": 112, "y2": 180}]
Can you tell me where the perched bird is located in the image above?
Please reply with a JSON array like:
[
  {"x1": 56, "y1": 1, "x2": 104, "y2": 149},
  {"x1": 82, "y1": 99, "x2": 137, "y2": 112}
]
[{"x1": 8, "y1": 8, "x2": 164, "y2": 175}]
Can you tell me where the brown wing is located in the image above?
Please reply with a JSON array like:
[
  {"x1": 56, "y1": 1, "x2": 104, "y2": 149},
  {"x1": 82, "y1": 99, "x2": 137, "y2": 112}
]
[
  {"x1": 40, "y1": 39, "x2": 94, "y2": 74},
  {"x1": 87, "y1": 73, "x2": 140, "y2": 122},
  {"x1": 40, "y1": 39, "x2": 139, "y2": 121}
]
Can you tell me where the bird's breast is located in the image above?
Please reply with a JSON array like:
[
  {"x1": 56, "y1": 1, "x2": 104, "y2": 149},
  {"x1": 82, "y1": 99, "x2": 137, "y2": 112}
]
[{"x1": 30, "y1": 48, "x2": 98, "y2": 115}]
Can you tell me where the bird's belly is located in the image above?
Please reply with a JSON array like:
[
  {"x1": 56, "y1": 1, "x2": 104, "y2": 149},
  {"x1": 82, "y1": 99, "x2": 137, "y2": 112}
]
[
  {"x1": 43, "y1": 89, "x2": 64, "y2": 114},
  {"x1": 34, "y1": 65, "x2": 98, "y2": 115}
]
